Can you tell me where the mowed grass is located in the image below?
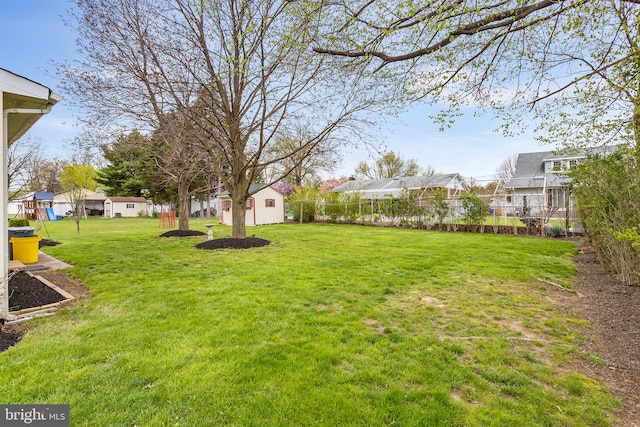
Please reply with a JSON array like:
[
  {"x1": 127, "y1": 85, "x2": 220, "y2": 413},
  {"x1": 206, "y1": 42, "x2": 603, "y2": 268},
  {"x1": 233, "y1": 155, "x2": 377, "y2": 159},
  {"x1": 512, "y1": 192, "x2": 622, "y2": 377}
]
[{"x1": 1, "y1": 218, "x2": 617, "y2": 425}]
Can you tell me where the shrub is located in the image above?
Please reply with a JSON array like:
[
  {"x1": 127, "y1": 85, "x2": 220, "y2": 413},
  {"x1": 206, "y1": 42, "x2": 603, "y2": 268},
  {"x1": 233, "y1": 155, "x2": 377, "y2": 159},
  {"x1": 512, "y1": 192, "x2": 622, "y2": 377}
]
[
  {"x1": 546, "y1": 225, "x2": 566, "y2": 238},
  {"x1": 460, "y1": 191, "x2": 489, "y2": 230},
  {"x1": 570, "y1": 146, "x2": 640, "y2": 284},
  {"x1": 8, "y1": 218, "x2": 30, "y2": 227},
  {"x1": 288, "y1": 186, "x2": 318, "y2": 223}
]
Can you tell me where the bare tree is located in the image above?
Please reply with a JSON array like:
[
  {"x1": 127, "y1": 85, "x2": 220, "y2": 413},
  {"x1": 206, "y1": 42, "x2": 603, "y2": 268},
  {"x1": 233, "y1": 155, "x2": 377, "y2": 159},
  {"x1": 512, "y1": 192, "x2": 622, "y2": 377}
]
[
  {"x1": 63, "y1": 0, "x2": 391, "y2": 238},
  {"x1": 270, "y1": 120, "x2": 342, "y2": 186},
  {"x1": 27, "y1": 158, "x2": 69, "y2": 194},
  {"x1": 355, "y1": 151, "x2": 420, "y2": 179},
  {"x1": 496, "y1": 154, "x2": 518, "y2": 182},
  {"x1": 7, "y1": 134, "x2": 43, "y2": 201},
  {"x1": 151, "y1": 112, "x2": 217, "y2": 230}
]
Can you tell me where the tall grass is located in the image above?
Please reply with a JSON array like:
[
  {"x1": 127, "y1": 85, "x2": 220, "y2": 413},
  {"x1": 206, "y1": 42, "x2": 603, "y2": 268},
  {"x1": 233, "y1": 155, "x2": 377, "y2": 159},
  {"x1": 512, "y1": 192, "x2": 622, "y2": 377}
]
[{"x1": 1, "y1": 218, "x2": 616, "y2": 425}]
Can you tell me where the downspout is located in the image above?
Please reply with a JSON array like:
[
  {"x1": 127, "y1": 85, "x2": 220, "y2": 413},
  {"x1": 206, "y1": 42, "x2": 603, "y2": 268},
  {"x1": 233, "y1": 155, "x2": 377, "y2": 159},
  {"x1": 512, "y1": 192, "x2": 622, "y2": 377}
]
[{"x1": 1, "y1": 105, "x2": 54, "y2": 321}]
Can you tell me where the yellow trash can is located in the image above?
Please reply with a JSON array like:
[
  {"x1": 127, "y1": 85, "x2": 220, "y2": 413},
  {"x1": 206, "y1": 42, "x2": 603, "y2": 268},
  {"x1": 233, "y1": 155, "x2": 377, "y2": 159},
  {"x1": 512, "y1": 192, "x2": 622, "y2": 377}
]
[{"x1": 9, "y1": 236, "x2": 42, "y2": 264}]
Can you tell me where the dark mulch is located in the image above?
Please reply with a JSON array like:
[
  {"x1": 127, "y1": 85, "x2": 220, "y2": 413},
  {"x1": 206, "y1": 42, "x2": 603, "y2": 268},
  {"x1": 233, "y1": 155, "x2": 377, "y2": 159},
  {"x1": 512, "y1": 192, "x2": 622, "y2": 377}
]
[
  {"x1": 39, "y1": 239, "x2": 60, "y2": 247},
  {"x1": 159, "y1": 230, "x2": 206, "y2": 237},
  {"x1": 0, "y1": 324, "x2": 23, "y2": 352},
  {"x1": 196, "y1": 237, "x2": 270, "y2": 250},
  {"x1": 0, "y1": 271, "x2": 70, "y2": 351},
  {"x1": 8, "y1": 271, "x2": 66, "y2": 312}
]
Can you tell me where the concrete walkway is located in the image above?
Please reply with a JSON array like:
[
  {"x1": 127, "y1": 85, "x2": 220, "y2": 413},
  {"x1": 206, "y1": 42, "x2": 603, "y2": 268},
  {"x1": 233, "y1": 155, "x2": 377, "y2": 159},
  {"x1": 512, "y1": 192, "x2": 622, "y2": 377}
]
[{"x1": 10, "y1": 251, "x2": 72, "y2": 272}]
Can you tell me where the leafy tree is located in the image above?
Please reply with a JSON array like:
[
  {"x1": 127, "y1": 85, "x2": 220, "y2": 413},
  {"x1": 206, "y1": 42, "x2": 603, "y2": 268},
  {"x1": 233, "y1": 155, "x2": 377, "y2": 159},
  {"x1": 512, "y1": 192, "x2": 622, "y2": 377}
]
[
  {"x1": 396, "y1": 188, "x2": 423, "y2": 227},
  {"x1": 60, "y1": 164, "x2": 98, "y2": 234},
  {"x1": 431, "y1": 188, "x2": 450, "y2": 230},
  {"x1": 96, "y1": 131, "x2": 149, "y2": 197},
  {"x1": 319, "y1": 177, "x2": 349, "y2": 194},
  {"x1": 460, "y1": 191, "x2": 489, "y2": 231},
  {"x1": 63, "y1": 0, "x2": 393, "y2": 238},
  {"x1": 323, "y1": 191, "x2": 344, "y2": 223},
  {"x1": 355, "y1": 151, "x2": 421, "y2": 180},
  {"x1": 570, "y1": 146, "x2": 640, "y2": 285},
  {"x1": 378, "y1": 194, "x2": 400, "y2": 225},
  {"x1": 343, "y1": 192, "x2": 362, "y2": 224},
  {"x1": 288, "y1": 186, "x2": 318, "y2": 223},
  {"x1": 314, "y1": 2, "x2": 640, "y2": 151}
]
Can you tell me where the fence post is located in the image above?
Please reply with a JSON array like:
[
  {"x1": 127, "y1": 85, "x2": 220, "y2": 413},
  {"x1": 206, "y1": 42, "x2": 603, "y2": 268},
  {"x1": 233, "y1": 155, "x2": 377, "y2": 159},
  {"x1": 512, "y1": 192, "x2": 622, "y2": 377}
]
[{"x1": 300, "y1": 200, "x2": 303, "y2": 224}]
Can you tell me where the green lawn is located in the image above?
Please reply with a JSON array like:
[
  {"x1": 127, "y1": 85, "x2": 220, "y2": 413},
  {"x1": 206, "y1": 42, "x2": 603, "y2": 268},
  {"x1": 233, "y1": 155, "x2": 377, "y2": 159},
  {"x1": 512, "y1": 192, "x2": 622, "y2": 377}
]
[{"x1": 2, "y1": 218, "x2": 617, "y2": 425}]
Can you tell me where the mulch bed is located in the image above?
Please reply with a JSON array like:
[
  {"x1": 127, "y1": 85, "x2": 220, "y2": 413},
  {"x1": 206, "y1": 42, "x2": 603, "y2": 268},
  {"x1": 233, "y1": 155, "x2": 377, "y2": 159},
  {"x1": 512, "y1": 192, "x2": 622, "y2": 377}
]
[
  {"x1": 0, "y1": 324, "x2": 23, "y2": 352},
  {"x1": 39, "y1": 239, "x2": 60, "y2": 248},
  {"x1": 159, "y1": 230, "x2": 206, "y2": 237},
  {"x1": 8, "y1": 271, "x2": 66, "y2": 312},
  {"x1": 159, "y1": 229, "x2": 271, "y2": 249},
  {"x1": 196, "y1": 237, "x2": 270, "y2": 250},
  {"x1": 0, "y1": 239, "x2": 637, "y2": 424}
]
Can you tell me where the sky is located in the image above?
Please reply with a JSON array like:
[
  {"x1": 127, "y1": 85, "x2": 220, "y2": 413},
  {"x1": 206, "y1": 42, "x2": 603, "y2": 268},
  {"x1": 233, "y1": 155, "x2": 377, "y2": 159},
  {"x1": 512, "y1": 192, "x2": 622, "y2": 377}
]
[{"x1": 1, "y1": 0, "x2": 549, "y2": 184}]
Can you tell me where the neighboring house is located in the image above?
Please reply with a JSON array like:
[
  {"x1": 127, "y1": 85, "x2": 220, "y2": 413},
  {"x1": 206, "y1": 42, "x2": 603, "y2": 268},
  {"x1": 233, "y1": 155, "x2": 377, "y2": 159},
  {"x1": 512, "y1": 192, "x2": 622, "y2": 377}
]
[
  {"x1": 219, "y1": 184, "x2": 286, "y2": 226},
  {"x1": 104, "y1": 196, "x2": 150, "y2": 217},
  {"x1": 53, "y1": 189, "x2": 108, "y2": 217},
  {"x1": 333, "y1": 174, "x2": 465, "y2": 199},
  {"x1": 9, "y1": 191, "x2": 54, "y2": 219},
  {"x1": 190, "y1": 194, "x2": 222, "y2": 218},
  {"x1": 506, "y1": 147, "x2": 616, "y2": 216}
]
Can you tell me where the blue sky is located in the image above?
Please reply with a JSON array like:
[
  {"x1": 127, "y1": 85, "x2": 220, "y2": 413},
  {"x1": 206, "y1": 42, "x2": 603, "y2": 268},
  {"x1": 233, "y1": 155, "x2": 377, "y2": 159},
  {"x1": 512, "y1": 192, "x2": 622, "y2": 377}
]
[{"x1": 2, "y1": 1, "x2": 548, "y2": 182}]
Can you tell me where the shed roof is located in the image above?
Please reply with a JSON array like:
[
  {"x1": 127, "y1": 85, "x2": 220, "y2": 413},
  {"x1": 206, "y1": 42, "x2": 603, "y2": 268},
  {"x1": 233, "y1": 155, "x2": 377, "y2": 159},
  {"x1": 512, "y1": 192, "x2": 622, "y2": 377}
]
[
  {"x1": 106, "y1": 197, "x2": 148, "y2": 203},
  {"x1": 219, "y1": 183, "x2": 285, "y2": 198}
]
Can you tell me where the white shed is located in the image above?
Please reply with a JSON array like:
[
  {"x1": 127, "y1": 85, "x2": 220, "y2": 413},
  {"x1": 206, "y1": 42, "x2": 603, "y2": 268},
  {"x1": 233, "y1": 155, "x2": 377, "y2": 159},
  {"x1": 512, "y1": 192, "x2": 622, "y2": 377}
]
[
  {"x1": 104, "y1": 196, "x2": 150, "y2": 217},
  {"x1": 220, "y1": 184, "x2": 285, "y2": 226}
]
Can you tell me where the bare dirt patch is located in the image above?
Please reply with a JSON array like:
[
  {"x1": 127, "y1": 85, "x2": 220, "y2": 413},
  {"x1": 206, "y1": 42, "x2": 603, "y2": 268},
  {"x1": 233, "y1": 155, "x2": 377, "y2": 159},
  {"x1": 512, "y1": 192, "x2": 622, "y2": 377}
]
[{"x1": 569, "y1": 249, "x2": 640, "y2": 426}]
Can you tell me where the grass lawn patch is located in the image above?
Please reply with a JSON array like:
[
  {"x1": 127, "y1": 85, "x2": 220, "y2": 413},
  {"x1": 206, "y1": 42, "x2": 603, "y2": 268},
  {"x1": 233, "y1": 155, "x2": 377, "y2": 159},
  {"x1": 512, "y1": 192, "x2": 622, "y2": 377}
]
[{"x1": 0, "y1": 218, "x2": 618, "y2": 425}]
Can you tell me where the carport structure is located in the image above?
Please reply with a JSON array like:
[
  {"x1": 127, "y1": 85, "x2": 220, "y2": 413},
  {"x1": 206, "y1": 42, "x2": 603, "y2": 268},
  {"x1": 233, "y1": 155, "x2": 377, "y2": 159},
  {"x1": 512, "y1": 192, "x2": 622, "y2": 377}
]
[{"x1": 1, "y1": 68, "x2": 61, "y2": 320}]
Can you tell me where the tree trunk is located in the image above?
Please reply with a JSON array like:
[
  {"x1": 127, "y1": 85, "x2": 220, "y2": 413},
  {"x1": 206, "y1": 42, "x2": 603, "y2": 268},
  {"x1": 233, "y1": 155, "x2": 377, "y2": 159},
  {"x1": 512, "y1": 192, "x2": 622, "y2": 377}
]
[
  {"x1": 177, "y1": 179, "x2": 190, "y2": 231},
  {"x1": 231, "y1": 190, "x2": 247, "y2": 238}
]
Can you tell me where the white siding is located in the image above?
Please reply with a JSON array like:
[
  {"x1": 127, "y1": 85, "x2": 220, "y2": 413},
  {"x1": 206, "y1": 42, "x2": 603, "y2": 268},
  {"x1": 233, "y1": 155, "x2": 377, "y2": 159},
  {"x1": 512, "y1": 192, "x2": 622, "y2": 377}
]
[
  {"x1": 220, "y1": 186, "x2": 285, "y2": 226},
  {"x1": 105, "y1": 199, "x2": 149, "y2": 217},
  {"x1": 253, "y1": 187, "x2": 285, "y2": 225}
]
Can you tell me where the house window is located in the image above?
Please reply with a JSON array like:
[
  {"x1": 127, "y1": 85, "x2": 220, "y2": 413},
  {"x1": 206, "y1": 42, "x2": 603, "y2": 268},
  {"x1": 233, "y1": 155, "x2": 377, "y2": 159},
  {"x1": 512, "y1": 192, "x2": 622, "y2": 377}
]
[
  {"x1": 126, "y1": 203, "x2": 134, "y2": 209},
  {"x1": 223, "y1": 200, "x2": 231, "y2": 211},
  {"x1": 265, "y1": 199, "x2": 275, "y2": 207},
  {"x1": 552, "y1": 161, "x2": 562, "y2": 171},
  {"x1": 246, "y1": 199, "x2": 254, "y2": 210},
  {"x1": 547, "y1": 189, "x2": 566, "y2": 208},
  {"x1": 569, "y1": 159, "x2": 577, "y2": 168}
]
